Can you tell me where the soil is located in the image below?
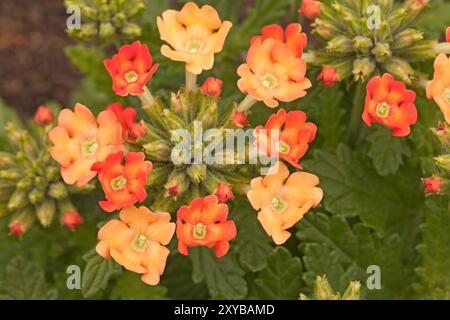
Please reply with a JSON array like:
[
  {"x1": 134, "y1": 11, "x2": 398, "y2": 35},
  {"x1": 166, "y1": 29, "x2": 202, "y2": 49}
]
[{"x1": 0, "y1": 0, "x2": 82, "y2": 120}]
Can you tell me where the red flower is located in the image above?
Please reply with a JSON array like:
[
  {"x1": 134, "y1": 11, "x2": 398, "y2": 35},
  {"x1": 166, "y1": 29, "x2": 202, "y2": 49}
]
[
  {"x1": 200, "y1": 77, "x2": 223, "y2": 97},
  {"x1": 104, "y1": 41, "x2": 158, "y2": 96},
  {"x1": 106, "y1": 103, "x2": 137, "y2": 140},
  {"x1": 176, "y1": 195, "x2": 237, "y2": 258},
  {"x1": 215, "y1": 183, "x2": 234, "y2": 203},
  {"x1": 298, "y1": 0, "x2": 321, "y2": 20},
  {"x1": 34, "y1": 106, "x2": 53, "y2": 126},
  {"x1": 63, "y1": 211, "x2": 84, "y2": 231},
  {"x1": 92, "y1": 151, "x2": 153, "y2": 213},
  {"x1": 251, "y1": 23, "x2": 307, "y2": 58},
  {"x1": 317, "y1": 66, "x2": 340, "y2": 87},
  {"x1": 423, "y1": 177, "x2": 444, "y2": 195},
  {"x1": 232, "y1": 111, "x2": 250, "y2": 128},
  {"x1": 128, "y1": 123, "x2": 146, "y2": 141},
  {"x1": 9, "y1": 223, "x2": 24, "y2": 237},
  {"x1": 255, "y1": 108, "x2": 317, "y2": 169},
  {"x1": 362, "y1": 73, "x2": 417, "y2": 137}
]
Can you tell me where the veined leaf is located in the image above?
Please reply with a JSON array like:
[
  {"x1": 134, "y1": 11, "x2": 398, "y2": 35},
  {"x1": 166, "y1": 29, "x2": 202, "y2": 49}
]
[
  {"x1": 250, "y1": 247, "x2": 303, "y2": 300},
  {"x1": 189, "y1": 247, "x2": 247, "y2": 299}
]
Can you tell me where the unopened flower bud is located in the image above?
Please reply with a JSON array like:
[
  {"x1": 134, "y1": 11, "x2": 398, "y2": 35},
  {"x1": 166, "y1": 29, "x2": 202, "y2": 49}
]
[
  {"x1": 162, "y1": 108, "x2": 185, "y2": 130},
  {"x1": 372, "y1": 42, "x2": 392, "y2": 63},
  {"x1": 0, "y1": 152, "x2": 14, "y2": 169},
  {"x1": 393, "y1": 29, "x2": 423, "y2": 49},
  {"x1": 36, "y1": 200, "x2": 56, "y2": 227},
  {"x1": 45, "y1": 166, "x2": 60, "y2": 182},
  {"x1": 48, "y1": 182, "x2": 68, "y2": 200},
  {"x1": 298, "y1": 0, "x2": 321, "y2": 20},
  {"x1": 423, "y1": 176, "x2": 444, "y2": 195},
  {"x1": 232, "y1": 111, "x2": 250, "y2": 128},
  {"x1": 122, "y1": 23, "x2": 142, "y2": 37},
  {"x1": 99, "y1": 22, "x2": 116, "y2": 38},
  {"x1": 28, "y1": 188, "x2": 45, "y2": 205},
  {"x1": 143, "y1": 141, "x2": 171, "y2": 160},
  {"x1": 317, "y1": 66, "x2": 340, "y2": 87},
  {"x1": 200, "y1": 77, "x2": 223, "y2": 98},
  {"x1": 62, "y1": 211, "x2": 84, "y2": 232},
  {"x1": 435, "y1": 155, "x2": 450, "y2": 171},
  {"x1": 314, "y1": 276, "x2": 335, "y2": 300},
  {"x1": 7, "y1": 189, "x2": 28, "y2": 211},
  {"x1": 34, "y1": 106, "x2": 54, "y2": 126},
  {"x1": 352, "y1": 36, "x2": 373, "y2": 53},
  {"x1": 432, "y1": 122, "x2": 450, "y2": 147},
  {"x1": 384, "y1": 57, "x2": 415, "y2": 84},
  {"x1": 342, "y1": 281, "x2": 361, "y2": 300},
  {"x1": 214, "y1": 183, "x2": 234, "y2": 203},
  {"x1": 164, "y1": 170, "x2": 189, "y2": 198},
  {"x1": 128, "y1": 123, "x2": 146, "y2": 141},
  {"x1": 0, "y1": 169, "x2": 21, "y2": 181},
  {"x1": 326, "y1": 36, "x2": 353, "y2": 53},
  {"x1": 187, "y1": 164, "x2": 207, "y2": 184},
  {"x1": 352, "y1": 58, "x2": 375, "y2": 82},
  {"x1": 16, "y1": 178, "x2": 33, "y2": 191}
]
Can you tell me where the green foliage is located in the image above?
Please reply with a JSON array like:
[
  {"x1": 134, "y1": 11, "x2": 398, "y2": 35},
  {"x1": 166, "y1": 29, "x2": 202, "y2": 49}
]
[
  {"x1": 0, "y1": 256, "x2": 57, "y2": 300},
  {"x1": 366, "y1": 126, "x2": 411, "y2": 176},
  {"x1": 250, "y1": 247, "x2": 303, "y2": 300},
  {"x1": 416, "y1": 0, "x2": 450, "y2": 39},
  {"x1": 110, "y1": 272, "x2": 168, "y2": 300}
]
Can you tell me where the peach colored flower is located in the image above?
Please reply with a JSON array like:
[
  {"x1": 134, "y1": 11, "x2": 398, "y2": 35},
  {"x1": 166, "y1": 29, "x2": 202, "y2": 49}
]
[
  {"x1": 247, "y1": 161, "x2": 323, "y2": 245},
  {"x1": 34, "y1": 106, "x2": 54, "y2": 126},
  {"x1": 255, "y1": 108, "x2": 317, "y2": 169},
  {"x1": 104, "y1": 41, "x2": 158, "y2": 96},
  {"x1": 298, "y1": 0, "x2": 321, "y2": 20},
  {"x1": 157, "y1": 2, "x2": 232, "y2": 75},
  {"x1": 426, "y1": 54, "x2": 450, "y2": 124},
  {"x1": 200, "y1": 77, "x2": 223, "y2": 97},
  {"x1": 176, "y1": 195, "x2": 236, "y2": 257},
  {"x1": 363, "y1": 73, "x2": 417, "y2": 136},
  {"x1": 49, "y1": 103, "x2": 123, "y2": 186},
  {"x1": 237, "y1": 35, "x2": 311, "y2": 108},
  {"x1": 317, "y1": 65, "x2": 340, "y2": 87},
  {"x1": 96, "y1": 206, "x2": 176, "y2": 286}
]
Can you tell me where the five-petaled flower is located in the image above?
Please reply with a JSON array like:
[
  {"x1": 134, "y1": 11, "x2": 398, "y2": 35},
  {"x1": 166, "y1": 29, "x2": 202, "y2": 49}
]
[
  {"x1": 92, "y1": 151, "x2": 153, "y2": 213},
  {"x1": 255, "y1": 108, "x2": 317, "y2": 169},
  {"x1": 298, "y1": 0, "x2": 321, "y2": 20},
  {"x1": 96, "y1": 206, "x2": 176, "y2": 285},
  {"x1": 317, "y1": 65, "x2": 340, "y2": 87},
  {"x1": 247, "y1": 161, "x2": 323, "y2": 245},
  {"x1": 34, "y1": 105, "x2": 54, "y2": 126},
  {"x1": 237, "y1": 24, "x2": 311, "y2": 108},
  {"x1": 106, "y1": 102, "x2": 138, "y2": 141},
  {"x1": 426, "y1": 54, "x2": 450, "y2": 124},
  {"x1": 104, "y1": 41, "x2": 158, "y2": 96},
  {"x1": 176, "y1": 195, "x2": 237, "y2": 258},
  {"x1": 200, "y1": 77, "x2": 223, "y2": 97},
  {"x1": 157, "y1": 2, "x2": 232, "y2": 75},
  {"x1": 49, "y1": 103, "x2": 123, "y2": 186},
  {"x1": 362, "y1": 73, "x2": 417, "y2": 137}
]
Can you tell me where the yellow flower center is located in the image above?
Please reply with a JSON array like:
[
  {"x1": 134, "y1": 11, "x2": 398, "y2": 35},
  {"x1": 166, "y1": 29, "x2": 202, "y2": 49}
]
[
  {"x1": 81, "y1": 140, "x2": 98, "y2": 157},
  {"x1": 125, "y1": 71, "x2": 139, "y2": 83},
  {"x1": 111, "y1": 175, "x2": 127, "y2": 191},
  {"x1": 375, "y1": 102, "x2": 390, "y2": 118},
  {"x1": 187, "y1": 40, "x2": 203, "y2": 54},
  {"x1": 132, "y1": 234, "x2": 148, "y2": 252},
  {"x1": 193, "y1": 223, "x2": 207, "y2": 240},
  {"x1": 444, "y1": 88, "x2": 450, "y2": 103},
  {"x1": 271, "y1": 196, "x2": 287, "y2": 214},
  {"x1": 278, "y1": 140, "x2": 291, "y2": 154},
  {"x1": 261, "y1": 74, "x2": 278, "y2": 89}
]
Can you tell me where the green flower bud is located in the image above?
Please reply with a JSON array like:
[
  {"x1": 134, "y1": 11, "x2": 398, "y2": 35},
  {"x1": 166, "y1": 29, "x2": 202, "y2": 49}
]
[
  {"x1": 352, "y1": 58, "x2": 375, "y2": 82},
  {"x1": 48, "y1": 182, "x2": 68, "y2": 200},
  {"x1": 393, "y1": 29, "x2": 424, "y2": 49},
  {"x1": 342, "y1": 281, "x2": 361, "y2": 300},
  {"x1": 34, "y1": 176, "x2": 47, "y2": 190},
  {"x1": 164, "y1": 170, "x2": 190, "y2": 198},
  {"x1": 371, "y1": 42, "x2": 392, "y2": 63},
  {"x1": 384, "y1": 57, "x2": 415, "y2": 84},
  {"x1": 187, "y1": 164, "x2": 207, "y2": 184},
  {"x1": 142, "y1": 98, "x2": 166, "y2": 130},
  {"x1": 99, "y1": 22, "x2": 116, "y2": 38},
  {"x1": 147, "y1": 164, "x2": 173, "y2": 186},
  {"x1": 36, "y1": 199, "x2": 56, "y2": 228},
  {"x1": 353, "y1": 36, "x2": 373, "y2": 53},
  {"x1": 9, "y1": 208, "x2": 34, "y2": 237},
  {"x1": 45, "y1": 166, "x2": 60, "y2": 182},
  {"x1": 0, "y1": 152, "x2": 15, "y2": 169},
  {"x1": 314, "y1": 276, "x2": 335, "y2": 300},
  {"x1": 0, "y1": 169, "x2": 21, "y2": 181},
  {"x1": 16, "y1": 178, "x2": 33, "y2": 191},
  {"x1": 143, "y1": 141, "x2": 171, "y2": 161},
  {"x1": 326, "y1": 36, "x2": 353, "y2": 53},
  {"x1": 28, "y1": 189, "x2": 45, "y2": 205},
  {"x1": 8, "y1": 189, "x2": 28, "y2": 211},
  {"x1": 121, "y1": 23, "x2": 142, "y2": 37},
  {"x1": 162, "y1": 109, "x2": 186, "y2": 130},
  {"x1": 435, "y1": 155, "x2": 450, "y2": 172}
]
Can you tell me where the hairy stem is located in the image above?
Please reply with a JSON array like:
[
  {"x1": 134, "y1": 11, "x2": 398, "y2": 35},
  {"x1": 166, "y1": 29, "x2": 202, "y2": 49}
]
[
  {"x1": 236, "y1": 95, "x2": 257, "y2": 112},
  {"x1": 185, "y1": 69, "x2": 198, "y2": 92},
  {"x1": 138, "y1": 86, "x2": 155, "y2": 106}
]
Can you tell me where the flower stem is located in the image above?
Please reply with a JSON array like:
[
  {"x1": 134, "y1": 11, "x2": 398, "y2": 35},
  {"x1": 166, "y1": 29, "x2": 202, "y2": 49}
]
[
  {"x1": 185, "y1": 69, "x2": 198, "y2": 92},
  {"x1": 138, "y1": 86, "x2": 155, "y2": 106},
  {"x1": 434, "y1": 42, "x2": 450, "y2": 54},
  {"x1": 346, "y1": 82, "x2": 365, "y2": 147},
  {"x1": 236, "y1": 95, "x2": 257, "y2": 112}
]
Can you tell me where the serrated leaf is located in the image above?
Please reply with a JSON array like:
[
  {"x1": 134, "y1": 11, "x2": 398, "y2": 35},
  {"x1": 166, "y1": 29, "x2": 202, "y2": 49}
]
[
  {"x1": 366, "y1": 126, "x2": 411, "y2": 176},
  {"x1": 250, "y1": 247, "x2": 303, "y2": 300},
  {"x1": 110, "y1": 272, "x2": 168, "y2": 300},
  {"x1": 415, "y1": 196, "x2": 450, "y2": 299},
  {"x1": 0, "y1": 256, "x2": 57, "y2": 300},
  {"x1": 297, "y1": 213, "x2": 413, "y2": 299},
  {"x1": 81, "y1": 249, "x2": 122, "y2": 298},
  {"x1": 189, "y1": 247, "x2": 247, "y2": 299},
  {"x1": 233, "y1": 199, "x2": 273, "y2": 272}
]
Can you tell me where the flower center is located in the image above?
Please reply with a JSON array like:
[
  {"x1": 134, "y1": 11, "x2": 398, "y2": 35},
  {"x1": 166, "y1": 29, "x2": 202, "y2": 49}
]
[
  {"x1": 132, "y1": 234, "x2": 148, "y2": 252},
  {"x1": 444, "y1": 88, "x2": 450, "y2": 103},
  {"x1": 81, "y1": 140, "x2": 98, "y2": 157},
  {"x1": 187, "y1": 40, "x2": 203, "y2": 53},
  {"x1": 261, "y1": 74, "x2": 278, "y2": 89},
  {"x1": 271, "y1": 196, "x2": 287, "y2": 214},
  {"x1": 278, "y1": 140, "x2": 291, "y2": 154},
  {"x1": 124, "y1": 71, "x2": 139, "y2": 83},
  {"x1": 110, "y1": 175, "x2": 127, "y2": 191},
  {"x1": 193, "y1": 223, "x2": 207, "y2": 240},
  {"x1": 375, "y1": 102, "x2": 390, "y2": 118}
]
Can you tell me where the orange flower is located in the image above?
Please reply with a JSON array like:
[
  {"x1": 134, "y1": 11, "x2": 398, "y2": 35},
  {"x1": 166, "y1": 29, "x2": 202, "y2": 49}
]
[
  {"x1": 49, "y1": 103, "x2": 123, "y2": 186},
  {"x1": 106, "y1": 102, "x2": 137, "y2": 140},
  {"x1": 34, "y1": 105, "x2": 53, "y2": 126},
  {"x1": 255, "y1": 108, "x2": 317, "y2": 169},
  {"x1": 247, "y1": 161, "x2": 323, "y2": 245},
  {"x1": 92, "y1": 151, "x2": 152, "y2": 213},
  {"x1": 237, "y1": 34, "x2": 311, "y2": 108},
  {"x1": 104, "y1": 41, "x2": 158, "y2": 96},
  {"x1": 128, "y1": 123, "x2": 146, "y2": 141},
  {"x1": 176, "y1": 195, "x2": 236, "y2": 258},
  {"x1": 200, "y1": 77, "x2": 223, "y2": 97},
  {"x1": 96, "y1": 206, "x2": 175, "y2": 285},
  {"x1": 426, "y1": 54, "x2": 450, "y2": 124},
  {"x1": 157, "y1": 2, "x2": 232, "y2": 75},
  {"x1": 298, "y1": 0, "x2": 321, "y2": 20},
  {"x1": 317, "y1": 65, "x2": 340, "y2": 87},
  {"x1": 62, "y1": 211, "x2": 84, "y2": 232},
  {"x1": 362, "y1": 73, "x2": 417, "y2": 137}
]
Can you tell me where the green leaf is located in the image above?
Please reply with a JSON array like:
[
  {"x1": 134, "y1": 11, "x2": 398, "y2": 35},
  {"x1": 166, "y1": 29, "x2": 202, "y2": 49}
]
[
  {"x1": 81, "y1": 249, "x2": 122, "y2": 298},
  {"x1": 250, "y1": 247, "x2": 303, "y2": 300},
  {"x1": 366, "y1": 126, "x2": 411, "y2": 176},
  {"x1": 110, "y1": 272, "x2": 168, "y2": 300},
  {"x1": 0, "y1": 256, "x2": 57, "y2": 300},
  {"x1": 297, "y1": 213, "x2": 414, "y2": 299},
  {"x1": 233, "y1": 199, "x2": 273, "y2": 272},
  {"x1": 415, "y1": 196, "x2": 450, "y2": 299},
  {"x1": 189, "y1": 247, "x2": 247, "y2": 299},
  {"x1": 416, "y1": 0, "x2": 450, "y2": 39}
]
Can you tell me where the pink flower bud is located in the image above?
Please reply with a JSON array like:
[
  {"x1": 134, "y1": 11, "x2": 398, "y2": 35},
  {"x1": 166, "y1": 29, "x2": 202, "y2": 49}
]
[
  {"x1": 317, "y1": 66, "x2": 340, "y2": 87},
  {"x1": 298, "y1": 0, "x2": 321, "y2": 20},
  {"x1": 200, "y1": 77, "x2": 223, "y2": 97},
  {"x1": 128, "y1": 123, "x2": 146, "y2": 141},
  {"x1": 232, "y1": 111, "x2": 250, "y2": 128},
  {"x1": 34, "y1": 106, "x2": 54, "y2": 126},
  {"x1": 9, "y1": 222, "x2": 24, "y2": 237},
  {"x1": 423, "y1": 177, "x2": 444, "y2": 195},
  {"x1": 63, "y1": 211, "x2": 84, "y2": 232},
  {"x1": 215, "y1": 183, "x2": 234, "y2": 203}
]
